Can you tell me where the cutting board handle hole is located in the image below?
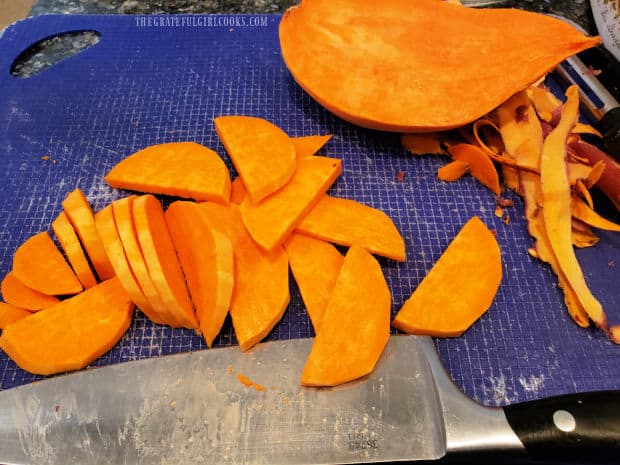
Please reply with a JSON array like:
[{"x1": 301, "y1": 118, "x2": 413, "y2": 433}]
[{"x1": 10, "y1": 30, "x2": 100, "y2": 78}]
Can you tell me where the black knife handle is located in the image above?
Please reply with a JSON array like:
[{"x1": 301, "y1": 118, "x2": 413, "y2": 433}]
[
  {"x1": 600, "y1": 107, "x2": 620, "y2": 161},
  {"x1": 503, "y1": 391, "x2": 620, "y2": 463}
]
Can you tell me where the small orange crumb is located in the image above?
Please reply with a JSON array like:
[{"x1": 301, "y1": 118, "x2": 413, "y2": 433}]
[
  {"x1": 227, "y1": 365, "x2": 234, "y2": 375},
  {"x1": 237, "y1": 373, "x2": 253, "y2": 387},
  {"x1": 271, "y1": 385, "x2": 279, "y2": 390},
  {"x1": 494, "y1": 206, "x2": 503, "y2": 218},
  {"x1": 396, "y1": 170, "x2": 406, "y2": 182},
  {"x1": 585, "y1": 66, "x2": 602, "y2": 77},
  {"x1": 490, "y1": 229, "x2": 497, "y2": 237},
  {"x1": 236, "y1": 373, "x2": 266, "y2": 392},
  {"x1": 41, "y1": 155, "x2": 50, "y2": 161},
  {"x1": 503, "y1": 214, "x2": 510, "y2": 225},
  {"x1": 282, "y1": 396, "x2": 290, "y2": 404}
]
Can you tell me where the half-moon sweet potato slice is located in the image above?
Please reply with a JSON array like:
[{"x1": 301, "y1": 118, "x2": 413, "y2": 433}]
[
  {"x1": 295, "y1": 195, "x2": 406, "y2": 261},
  {"x1": 132, "y1": 195, "x2": 198, "y2": 329},
  {"x1": 214, "y1": 116, "x2": 296, "y2": 204},
  {"x1": 392, "y1": 216, "x2": 502, "y2": 337},
  {"x1": 1, "y1": 272, "x2": 59, "y2": 311},
  {"x1": 279, "y1": 0, "x2": 600, "y2": 131},
  {"x1": 12, "y1": 232, "x2": 83, "y2": 296},
  {"x1": 0, "y1": 278, "x2": 134, "y2": 375},
  {"x1": 105, "y1": 142, "x2": 231, "y2": 203},
  {"x1": 284, "y1": 232, "x2": 343, "y2": 331},
  {"x1": 165, "y1": 201, "x2": 234, "y2": 347},
  {"x1": 301, "y1": 245, "x2": 390, "y2": 387}
]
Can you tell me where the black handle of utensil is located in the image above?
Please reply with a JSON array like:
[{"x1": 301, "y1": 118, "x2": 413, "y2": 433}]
[
  {"x1": 600, "y1": 107, "x2": 620, "y2": 161},
  {"x1": 503, "y1": 390, "x2": 620, "y2": 463}
]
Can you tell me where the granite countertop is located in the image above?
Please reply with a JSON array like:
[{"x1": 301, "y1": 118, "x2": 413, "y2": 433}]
[{"x1": 29, "y1": 0, "x2": 597, "y2": 34}]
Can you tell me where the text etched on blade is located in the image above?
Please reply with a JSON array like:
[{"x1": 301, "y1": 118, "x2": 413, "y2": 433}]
[{"x1": 348, "y1": 432, "x2": 379, "y2": 451}]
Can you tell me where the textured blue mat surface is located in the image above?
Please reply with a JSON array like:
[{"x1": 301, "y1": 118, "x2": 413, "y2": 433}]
[{"x1": 0, "y1": 14, "x2": 618, "y2": 405}]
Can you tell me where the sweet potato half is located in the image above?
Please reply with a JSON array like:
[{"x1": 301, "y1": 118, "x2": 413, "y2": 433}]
[{"x1": 279, "y1": 0, "x2": 600, "y2": 131}]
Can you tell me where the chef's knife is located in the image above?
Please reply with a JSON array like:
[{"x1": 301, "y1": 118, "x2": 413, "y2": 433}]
[{"x1": 0, "y1": 335, "x2": 618, "y2": 465}]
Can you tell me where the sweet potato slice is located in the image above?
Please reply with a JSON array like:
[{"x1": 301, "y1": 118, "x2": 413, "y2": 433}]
[
  {"x1": 447, "y1": 144, "x2": 501, "y2": 195},
  {"x1": 392, "y1": 216, "x2": 502, "y2": 337},
  {"x1": 105, "y1": 142, "x2": 231, "y2": 203},
  {"x1": 292, "y1": 134, "x2": 332, "y2": 158},
  {"x1": 214, "y1": 116, "x2": 296, "y2": 203},
  {"x1": 52, "y1": 211, "x2": 98, "y2": 289},
  {"x1": 241, "y1": 156, "x2": 341, "y2": 251},
  {"x1": 540, "y1": 86, "x2": 606, "y2": 328},
  {"x1": 165, "y1": 201, "x2": 234, "y2": 347},
  {"x1": 301, "y1": 245, "x2": 390, "y2": 387},
  {"x1": 95, "y1": 205, "x2": 167, "y2": 325},
  {"x1": 437, "y1": 160, "x2": 468, "y2": 182},
  {"x1": 112, "y1": 196, "x2": 179, "y2": 327},
  {"x1": 0, "y1": 278, "x2": 134, "y2": 375},
  {"x1": 284, "y1": 233, "x2": 343, "y2": 331},
  {"x1": 295, "y1": 195, "x2": 406, "y2": 261},
  {"x1": 230, "y1": 177, "x2": 247, "y2": 204},
  {"x1": 12, "y1": 232, "x2": 82, "y2": 296},
  {"x1": 62, "y1": 189, "x2": 115, "y2": 281},
  {"x1": 1, "y1": 272, "x2": 59, "y2": 311},
  {"x1": 133, "y1": 195, "x2": 198, "y2": 329},
  {"x1": 279, "y1": 0, "x2": 599, "y2": 131},
  {"x1": 202, "y1": 202, "x2": 290, "y2": 351},
  {"x1": 0, "y1": 303, "x2": 31, "y2": 329}
]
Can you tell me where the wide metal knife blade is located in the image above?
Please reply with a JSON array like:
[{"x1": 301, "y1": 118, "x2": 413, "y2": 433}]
[
  {"x1": 1, "y1": 336, "x2": 618, "y2": 465},
  {"x1": 0, "y1": 336, "x2": 523, "y2": 465}
]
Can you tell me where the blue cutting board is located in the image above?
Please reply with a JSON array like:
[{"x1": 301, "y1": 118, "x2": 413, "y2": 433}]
[{"x1": 0, "y1": 14, "x2": 618, "y2": 405}]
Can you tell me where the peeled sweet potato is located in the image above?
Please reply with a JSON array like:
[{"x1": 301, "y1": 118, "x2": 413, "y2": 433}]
[
  {"x1": 112, "y1": 196, "x2": 178, "y2": 327},
  {"x1": 95, "y1": 205, "x2": 168, "y2": 325},
  {"x1": 0, "y1": 278, "x2": 134, "y2": 375},
  {"x1": 12, "y1": 232, "x2": 83, "y2": 296},
  {"x1": 165, "y1": 201, "x2": 234, "y2": 347},
  {"x1": 214, "y1": 116, "x2": 296, "y2": 203},
  {"x1": 0, "y1": 303, "x2": 31, "y2": 329},
  {"x1": 1, "y1": 272, "x2": 59, "y2": 311},
  {"x1": 133, "y1": 195, "x2": 198, "y2": 329},
  {"x1": 301, "y1": 245, "x2": 390, "y2": 387},
  {"x1": 202, "y1": 202, "x2": 290, "y2": 351},
  {"x1": 62, "y1": 189, "x2": 115, "y2": 281},
  {"x1": 284, "y1": 233, "x2": 343, "y2": 331},
  {"x1": 292, "y1": 134, "x2": 332, "y2": 158},
  {"x1": 392, "y1": 217, "x2": 502, "y2": 337},
  {"x1": 240, "y1": 156, "x2": 342, "y2": 251},
  {"x1": 52, "y1": 211, "x2": 98, "y2": 289},
  {"x1": 295, "y1": 195, "x2": 406, "y2": 261},
  {"x1": 105, "y1": 142, "x2": 231, "y2": 203},
  {"x1": 279, "y1": 0, "x2": 600, "y2": 131}
]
